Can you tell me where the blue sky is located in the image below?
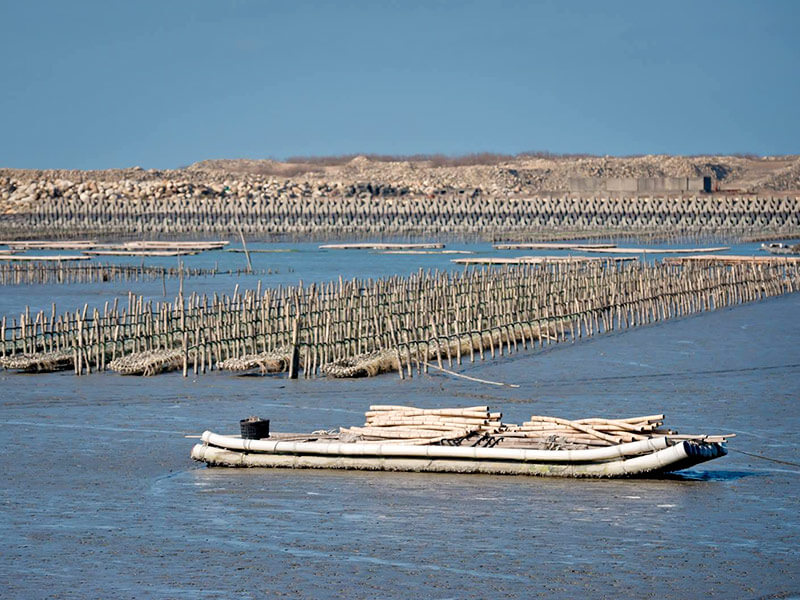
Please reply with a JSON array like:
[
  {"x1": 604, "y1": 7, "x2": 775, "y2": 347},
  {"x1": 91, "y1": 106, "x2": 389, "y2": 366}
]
[{"x1": 1, "y1": 0, "x2": 798, "y2": 169}]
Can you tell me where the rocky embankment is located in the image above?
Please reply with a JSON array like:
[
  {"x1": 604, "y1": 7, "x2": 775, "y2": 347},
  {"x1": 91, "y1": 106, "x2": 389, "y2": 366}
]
[
  {"x1": 2, "y1": 154, "x2": 799, "y2": 215},
  {"x1": 187, "y1": 154, "x2": 800, "y2": 194},
  {"x1": 1, "y1": 154, "x2": 798, "y2": 238}
]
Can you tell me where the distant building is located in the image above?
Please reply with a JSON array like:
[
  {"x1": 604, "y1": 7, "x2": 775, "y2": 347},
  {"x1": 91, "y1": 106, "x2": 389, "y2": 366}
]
[{"x1": 567, "y1": 176, "x2": 712, "y2": 194}]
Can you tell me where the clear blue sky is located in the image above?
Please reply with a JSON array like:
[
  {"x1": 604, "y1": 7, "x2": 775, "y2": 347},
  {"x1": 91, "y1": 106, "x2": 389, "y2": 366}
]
[{"x1": 1, "y1": 0, "x2": 798, "y2": 169}]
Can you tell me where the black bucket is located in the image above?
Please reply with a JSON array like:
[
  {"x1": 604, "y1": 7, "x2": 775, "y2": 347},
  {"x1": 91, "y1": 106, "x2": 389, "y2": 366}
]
[{"x1": 240, "y1": 417, "x2": 270, "y2": 439}]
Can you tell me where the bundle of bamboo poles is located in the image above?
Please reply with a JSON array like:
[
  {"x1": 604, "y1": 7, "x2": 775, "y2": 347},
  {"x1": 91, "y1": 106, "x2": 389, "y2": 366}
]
[
  {"x1": 502, "y1": 414, "x2": 732, "y2": 447},
  {"x1": 336, "y1": 407, "x2": 733, "y2": 449},
  {"x1": 339, "y1": 405, "x2": 503, "y2": 444}
]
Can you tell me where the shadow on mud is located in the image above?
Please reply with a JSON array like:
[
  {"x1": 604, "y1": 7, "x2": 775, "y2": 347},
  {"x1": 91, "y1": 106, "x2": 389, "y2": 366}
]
[{"x1": 661, "y1": 469, "x2": 756, "y2": 482}]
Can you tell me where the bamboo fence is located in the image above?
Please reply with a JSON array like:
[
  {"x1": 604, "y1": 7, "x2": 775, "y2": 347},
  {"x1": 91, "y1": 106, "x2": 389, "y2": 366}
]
[
  {"x1": 0, "y1": 260, "x2": 797, "y2": 378},
  {"x1": 0, "y1": 261, "x2": 266, "y2": 286}
]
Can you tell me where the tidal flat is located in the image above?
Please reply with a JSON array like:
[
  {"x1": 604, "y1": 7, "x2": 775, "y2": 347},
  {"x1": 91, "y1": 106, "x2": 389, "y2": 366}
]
[{"x1": 1, "y1": 243, "x2": 799, "y2": 598}]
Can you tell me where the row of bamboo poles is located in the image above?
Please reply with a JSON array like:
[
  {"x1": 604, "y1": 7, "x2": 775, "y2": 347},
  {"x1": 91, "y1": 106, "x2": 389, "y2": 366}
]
[
  {"x1": 2, "y1": 240, "x2": 229, "y2": 251},
  {"x1": 0, "y1": 261, "x2": 267, "y2": 286},
  {"x1": 3, "y1": 193, "x2": 799, "y2": 238},
  {"x1": 0, "y1": 260, "x2": 797, "y2": 378}
]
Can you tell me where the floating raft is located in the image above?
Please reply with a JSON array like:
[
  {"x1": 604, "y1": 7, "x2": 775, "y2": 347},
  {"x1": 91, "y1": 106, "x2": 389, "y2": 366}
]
[
  {"x1": 381, "y1": 250, "x2": 474, "y2": 255},
  {"x1": 452, "y1": 255, "x2": 638, "y2": 265},
  {"x1": 663, "y1": 254, "x2": 800, "y2": 265},
  {"x1": 1, "y1": 240, "x2": 98, "y2": 250},
  {"x1": 1, "y1": 240, "x2": 228, "y2": 253},
  {"x1": 493, "y1": 243, "x2": 617, "y2": 250},
  {"x1": 114, "y1": 241, "x2": 228, "y2": 250},
  {"x1": 319, "y1": 243, "x2": 445, "y2": 250},
  {"x1": 226, "y1": 248, "x2": 296, "y2": 253},
  {"x1": 83, "y1": 250, "x2": 200, "y2": 257},
  {"x1": 0, "y1": 254, "x2": 90, "y2": 261},
  {"x1": 761, "y1": 243, "x2": 799, "y2": 255},
  {"x1": 84, "y1": 241, "x2": 228, "y2": 255},
  {"x1": 191, "y1": 405, "x2": 730, "y2": 477},
  {"x1": 582, "y1": 246, "x2": 730, "y2": 254}
]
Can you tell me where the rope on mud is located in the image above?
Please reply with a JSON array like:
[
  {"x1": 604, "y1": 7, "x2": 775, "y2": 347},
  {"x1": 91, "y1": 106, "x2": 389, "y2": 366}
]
[
  {"x1": 729, "y1": 448, "x2": 800, "y2": 468},
  {"x1": 423, "y1": 362, "x2": 520, "y2": 388}
]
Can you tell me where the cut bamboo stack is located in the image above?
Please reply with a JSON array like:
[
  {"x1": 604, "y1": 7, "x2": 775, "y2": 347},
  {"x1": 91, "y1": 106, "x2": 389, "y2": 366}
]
[
  {"x1": 339, "y1": 405, "x2": 503, "y2": 445},
  {"x1": 504, "y1": 414, "x2": 732, "y2": 447},
  {"x1": 507, "y1": 414, "x2": 668, "y2": 446},
  {"x1": 336, "y1": 406, "x2": 734, "y2": 449}
]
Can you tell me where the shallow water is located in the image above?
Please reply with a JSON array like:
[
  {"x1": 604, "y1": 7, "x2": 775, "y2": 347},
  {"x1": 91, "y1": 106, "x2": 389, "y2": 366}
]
[
  {"x1": 2, "y1": 244, "x2": 800, "y2": 598},
  {"x1": 1, "y1": 238, "x2": 796, "y2": 317}
]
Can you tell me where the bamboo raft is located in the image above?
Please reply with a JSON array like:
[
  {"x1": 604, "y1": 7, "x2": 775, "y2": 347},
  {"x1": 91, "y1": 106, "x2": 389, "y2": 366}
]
[
  {"x1": 225, "y1": 248, "x2": 296, "y2": 253},
  {"x1": 1, "y1": 240, "x2": 229, "y2": 252},
  {"x1": 493, "y1": 243, "x2": 617, "y2": 250},
  {"x1": 115, "y1": 241, "x2": 229, "y2": 251},
  {"x1": 319, "y1": 243, "x2": 446, "y2": 250},
  {"x1": 664, "y1": 255, "x2": 800, "y2": 265},
  {"x1": 191, "y1": 405, "x2": 731, "y2": 477},
  {"x1": 452, "y1": 256, "x2": 638, "y2": 265},
  {"x1": 1, "y1": 240, "x2": 99, "y2": 250},
  {"x1": 0, "y1": 255, "x2": 90, "y2": 262},
  {"x1": 381, "y1": 250, "x2": 474, "y2": 255},
  {"x1": 82, "y1": 250, "x2": 200, "y2": 257},
  {"x1": 582, "y1": 246, "x2": 730, "y2": 254},
  {"x1": 761, "y1": 242, "x2": 800, "y2": 255}
]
